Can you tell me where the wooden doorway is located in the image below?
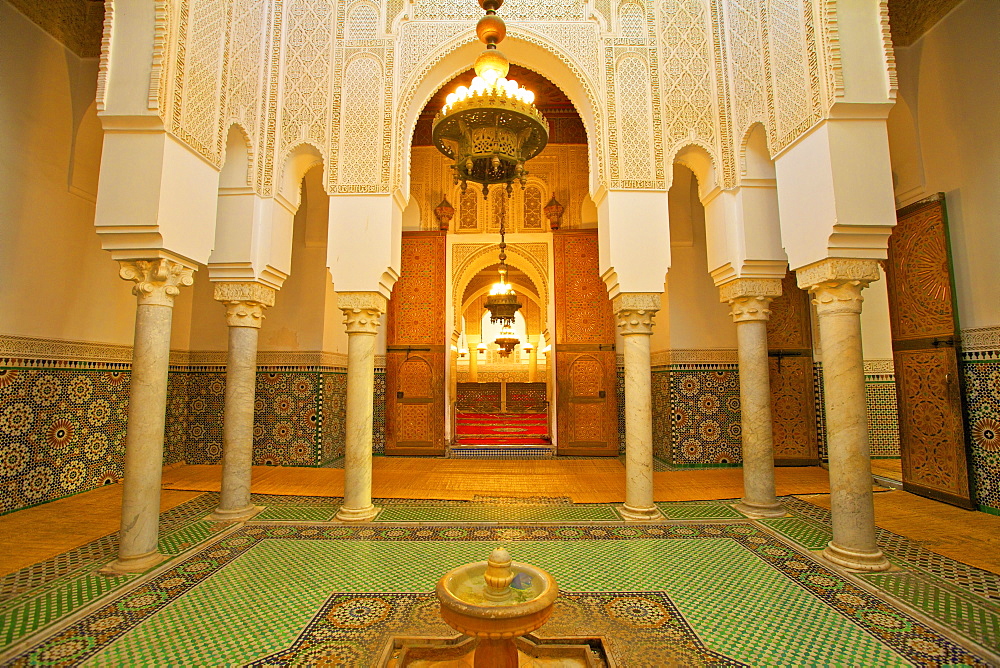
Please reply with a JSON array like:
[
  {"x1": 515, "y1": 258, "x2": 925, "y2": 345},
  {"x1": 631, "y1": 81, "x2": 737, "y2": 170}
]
[
  {"x1": 553, "y1": 230, "x2": 618, "y2": 455},
  {"x1": 385, "y1": 231, "x2": 447, "y2": 455},
  {"x1": 767, "y1": 271, "x2": 820, "y2": 465},
  {"x1": 885, "y1": 194, "x2": 975, "y2": 508}
]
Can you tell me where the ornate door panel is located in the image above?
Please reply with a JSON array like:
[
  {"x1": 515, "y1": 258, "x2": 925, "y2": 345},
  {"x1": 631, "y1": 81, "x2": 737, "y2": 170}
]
[
  {"x1": 886, "y1": 195, "x2": 974, "y2": 508},
  {"x1": 385, "y1": 232, "x2": 446, "y2": 456},
  {"x1": 553, "y1": 230, "x2": 618, "y2": 456},
  {"x1": 766, "y1": 272, "x2": 819, "y2": 465}
]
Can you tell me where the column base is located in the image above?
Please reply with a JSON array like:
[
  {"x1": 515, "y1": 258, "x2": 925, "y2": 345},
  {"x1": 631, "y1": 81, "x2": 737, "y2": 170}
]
[
  {"x1": 822, "y1": 541, "x2": 891, "y2": 572},
  {"x1": 208, "y1": 505, "x2": 263, "y2": 522},
  {"x1": 335, "y1": 505, "x2": 380, "y2": 522},
  {"x1": 99, "y1": 550, "x2": 168, "y2": 575},
  {"x1": 735, "y1": 499, "x2": 787, "y2": 519},
  {"x1": 618, "y1": 504, "x2": 663, "y2": 522}
]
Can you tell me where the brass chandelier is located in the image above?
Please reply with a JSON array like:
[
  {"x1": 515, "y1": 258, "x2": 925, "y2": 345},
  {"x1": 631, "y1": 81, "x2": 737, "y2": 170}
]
[
  {"x1": 432, "y1": 0, "x2": 548, "y2": 331},
  {"x1": 431, "y1": 0, "x2": 549, "y2": 199}
]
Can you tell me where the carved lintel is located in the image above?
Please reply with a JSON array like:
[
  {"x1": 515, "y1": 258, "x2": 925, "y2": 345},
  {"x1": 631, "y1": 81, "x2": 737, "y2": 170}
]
[
  {"x1": 338, "y1": 292, "x2": 387, "y2": 335},
  {"x1": 613, "y1": 293, "x2": 660, "y2": 336},
  {"x1": 718, "y1": 278, "x2": 782, "y2": 302},
  {"x1": 795, "y1": 259, "x2": 880, "y2": 289},
  {"x1": 118, "y1": 259, "x2": 195, "y2": 307},
  {"x1": 213, "y1": 282, "x2": 276, "y2": 328},
  {"x1": 796, "y1": 259, "x2": 880, "y2": 317}
]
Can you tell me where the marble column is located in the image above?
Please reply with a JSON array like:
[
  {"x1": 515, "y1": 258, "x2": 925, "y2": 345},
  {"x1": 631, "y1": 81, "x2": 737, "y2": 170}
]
[
  {"x1": 107, "y1": 259, "x2": 194, "y2": 573},
  {"x1": 335, "y1": 292, "x2": 386, "y2": 522},
  {"x1": 527, "y1": 335, "x2": 539, "y2": 382},
  {"x1": 208, "y1": 282, "x2": 276, "y2": 521},
  {"x1": 468, "y1": 335, "x2": 481, "y2": 382},
  {"x1": 720, "y1": 278, "x2": 786, "y2": 518},
  {"x1": 614, "y1": 293, "x2": 663, "y2": 521},
  {"x1": 798, "y1": 259, "x2": 890, "y2": 572}
]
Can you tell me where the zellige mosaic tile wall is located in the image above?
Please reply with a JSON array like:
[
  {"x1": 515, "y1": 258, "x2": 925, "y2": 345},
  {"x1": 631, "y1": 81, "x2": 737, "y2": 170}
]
[
  {"x1": 0, "y1": 364, "x2": 130, "y2": 514},
  {"x1": 651, "y1": 362, "x2": 900, "y2": 468},
  {"x1": 962, "y1": 354, "x2": 1000, "y2": 514}
]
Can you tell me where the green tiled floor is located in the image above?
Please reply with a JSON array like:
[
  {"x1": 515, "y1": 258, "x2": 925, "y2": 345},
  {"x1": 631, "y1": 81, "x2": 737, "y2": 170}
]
[
  {"x1": 657, "y1": 502, "x2": 745, "y2": 520},
  {"x1": 2, "y1": 492, "x2": 998, "y2": 667},
  {"x1": 866, "y1": 572, "x2": 1000, "y2": 651},
  {"x1": 61, "y1": 537, "x2": 906, "y2": 666},
  {"x1": 254, "y1": 505, "x2": 339, "y2": 522},
  {"x1": 375, "y1": 504, "x2": 620, "y2": 523},
  {"x1": 759, "y1": 516, "x2": 833, "y2": 550}
]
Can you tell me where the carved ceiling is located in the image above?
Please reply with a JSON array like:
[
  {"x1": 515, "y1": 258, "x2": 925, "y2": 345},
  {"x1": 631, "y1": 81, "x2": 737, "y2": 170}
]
[
  {"x1": 887, "y1": 0, "x2": 964, "y2": 46},
  {"x1": 8, "y1": 0, "x2": 104, "y2": 58}
]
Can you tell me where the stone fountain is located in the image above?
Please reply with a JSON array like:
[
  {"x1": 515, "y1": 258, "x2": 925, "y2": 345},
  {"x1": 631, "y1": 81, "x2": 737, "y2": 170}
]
[{"x1": 435, "y1": 547, "x2": 559, "y2": 667}]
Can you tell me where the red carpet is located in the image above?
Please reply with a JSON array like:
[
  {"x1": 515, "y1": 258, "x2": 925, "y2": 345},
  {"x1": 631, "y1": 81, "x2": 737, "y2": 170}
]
[{"x1": 455, "y1": 412, "x2": 550, "y2": 445}]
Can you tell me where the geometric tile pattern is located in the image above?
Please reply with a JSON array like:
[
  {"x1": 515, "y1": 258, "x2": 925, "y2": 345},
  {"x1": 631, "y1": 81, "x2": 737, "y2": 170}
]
[
  {"x1": 4, "y1": 523, "x2": 991, "y2": 666},
  {"x1": 783, "y1": 497, "x2": 1000, "y2": 602},
  {"x1": 373, "y1": 370, "x2": 386, "y2": 455},
  {"x1": 253, "y1": 590, "x2": 744, "y2": 667},
  {"x1": 0, "y1": 366, "x2": 130, "y2": 514},
  {"x1": 865, "y1": 572, "x2": 1000, "y2": 652},
  {"x1": 962, "y1": 359, "x2": 1000, "y2": 513},
  {"x1": 321, "y1": 372, "x2": 347, "y2": 464},
  {"x1": 867, "y1": 377, "x2": 901, "y2": 457},
  {"x1": 0, "y1": 493, "x2": 221, "y2": 649},
  {"x1": 616, "y1": 366, "x2": 625, "y2": 454},
  {"x1": 668, "y1": 369, "x2": 743, "y2": 466}
]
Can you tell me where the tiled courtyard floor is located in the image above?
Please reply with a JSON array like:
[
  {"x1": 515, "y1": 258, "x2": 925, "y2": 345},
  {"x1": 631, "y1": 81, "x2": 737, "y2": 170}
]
[{"x1": 1, "y1": 494, "x2": 997, "y2": 665}]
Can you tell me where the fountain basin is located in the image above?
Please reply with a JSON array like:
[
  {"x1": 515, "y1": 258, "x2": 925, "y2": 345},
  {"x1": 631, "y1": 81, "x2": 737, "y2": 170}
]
[{"x1": 436, "y1": 559, "x2": 559, "y2": 640}]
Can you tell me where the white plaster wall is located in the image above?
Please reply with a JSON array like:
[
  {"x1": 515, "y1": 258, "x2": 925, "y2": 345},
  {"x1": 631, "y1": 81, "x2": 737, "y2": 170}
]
[
  {"x1": 891, "y1": 0, "x2": 1000, "y2": 330},
  {"x1": 861, "y1": 265, "x2": 894, "y2": 361},
  {"x1": 0, "y1": 2, "x2": 135, "y2": 344},
  {"x1": 658, "y1": 167, "x2": 737, "y2": 352},
  {"x1": 184, "y1": 266, "x2": 227, "y2": 351},
  {"x1": 259, "y1": 167, "x2": 346, "y2": 353}
]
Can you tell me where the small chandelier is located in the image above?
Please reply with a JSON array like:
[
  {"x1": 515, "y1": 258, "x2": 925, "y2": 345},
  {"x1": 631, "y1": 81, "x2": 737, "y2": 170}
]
[
  {"x1": 495, "y1": 323, "x2": 520, "y2": 358},
  {"x1": 432, "y1": 0, "x2": 549, "y2": 200}
]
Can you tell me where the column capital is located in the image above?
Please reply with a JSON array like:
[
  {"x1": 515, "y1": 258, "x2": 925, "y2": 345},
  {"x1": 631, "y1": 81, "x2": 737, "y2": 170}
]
[
  {"x1": 338, "y1": 292, "x2": 387, "y2": 335},
  {"x1": 118, "y1": 259, "x2": 194, "y2": 307},
  {"x1": 719, "y1": 278, "x2": 782, "y2": 323},
  {"x1": 796, "y1": 259, "x2": 880, "y2": 316},
  {"x1": 613, "y1": 293, "x2": 660, "y2": 336},
  {"x1": 213, "y1": 282, "x2": 276, "y2": 328}
]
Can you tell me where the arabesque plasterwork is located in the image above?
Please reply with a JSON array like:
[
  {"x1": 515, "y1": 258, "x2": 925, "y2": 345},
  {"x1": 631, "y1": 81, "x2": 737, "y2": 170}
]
[{"x1": 106, "y1": 0, "x2": 881, "y2": 200}]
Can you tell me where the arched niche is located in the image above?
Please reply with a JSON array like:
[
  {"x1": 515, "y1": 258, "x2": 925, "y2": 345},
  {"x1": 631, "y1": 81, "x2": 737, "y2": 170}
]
[
  {"x1": 219, "y1": 124, "x2": 253, "y2": 189},
  {"x1": 278, "y1": 142, "x2": 326, "y2": 211},
  {"x1": 672, "y1": 142, "x2": 719, "y2": 200},
  {"x1": 740, "y1": 122, "x2": 775, "y2": 180}
]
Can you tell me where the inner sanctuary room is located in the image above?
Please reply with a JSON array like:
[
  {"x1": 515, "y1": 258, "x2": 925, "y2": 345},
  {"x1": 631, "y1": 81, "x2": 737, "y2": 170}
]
[{"x1": 1, "y1": 0, "x2": 998, "y2": 664}]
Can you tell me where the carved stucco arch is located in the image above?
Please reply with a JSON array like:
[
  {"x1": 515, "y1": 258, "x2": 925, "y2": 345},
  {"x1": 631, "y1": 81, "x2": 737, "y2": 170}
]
[
  {"x1": 394, "y1": 24, "x2": 606, "y2": 198},
  {"x1": 671, "y1": 142, "x2": 720, "y2": 200},
  {"x1": 453, "y1": 243, "x2": 548, "y2": 337}
]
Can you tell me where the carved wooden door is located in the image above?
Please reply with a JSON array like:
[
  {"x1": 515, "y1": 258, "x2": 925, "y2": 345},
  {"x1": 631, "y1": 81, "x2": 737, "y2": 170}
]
[
  {"x1": 554, "y1": 230, "x2": 618, "y2": 456},
  {"x1": 766, "y1": 272, "x2": 820, "y2": 465},
  {"x1": 885, "y1": 194, "x2": 974, "y2": 508},
  {"x1": 385, "y1": 231, "x2": 446, "y2": 455}
]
